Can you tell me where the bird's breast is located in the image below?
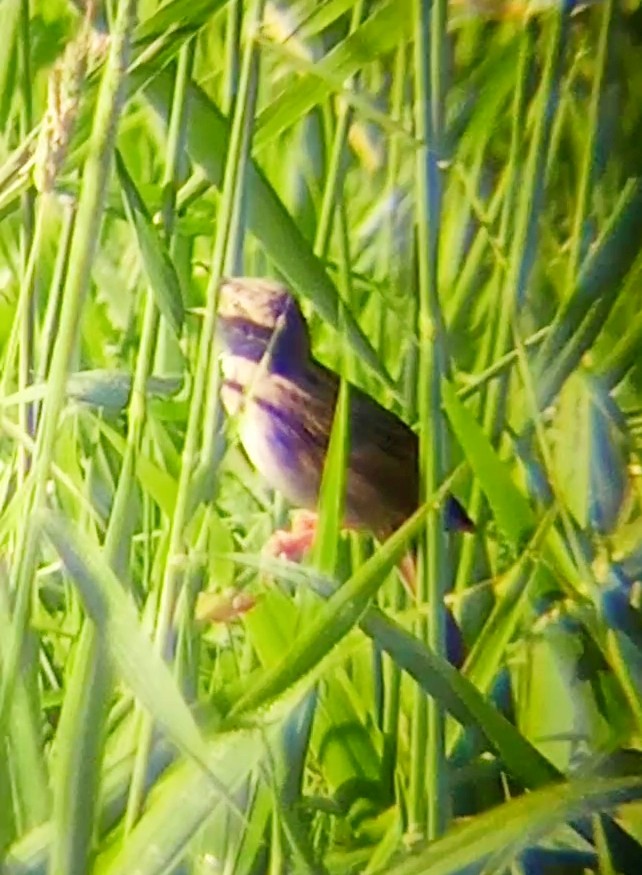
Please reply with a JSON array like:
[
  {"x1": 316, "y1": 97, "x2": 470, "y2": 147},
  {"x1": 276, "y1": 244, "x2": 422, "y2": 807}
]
[
  {"x1": 219, "y1": 354, "x2": 322, "y2": 510},
  {"x1": 219, "y1": 354, "x2": 258, "y2": 416}
]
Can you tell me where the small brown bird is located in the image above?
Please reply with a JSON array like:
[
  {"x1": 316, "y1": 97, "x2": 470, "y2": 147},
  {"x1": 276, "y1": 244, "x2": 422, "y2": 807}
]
[{"x1": 216, "y1": 277, "x2": 474, "y2": 567}]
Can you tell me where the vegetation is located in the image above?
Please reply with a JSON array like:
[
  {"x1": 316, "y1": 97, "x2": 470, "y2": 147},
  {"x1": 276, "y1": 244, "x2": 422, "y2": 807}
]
[{"x1": 1, "y1": 0, "x2": 642, "y2": 872}]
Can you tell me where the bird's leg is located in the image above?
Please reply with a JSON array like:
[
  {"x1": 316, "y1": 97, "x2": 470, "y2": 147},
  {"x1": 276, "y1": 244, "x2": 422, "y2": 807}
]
[
  {"x1": 197, "y1": 512, "x2": 322, "y2": 625},
  {"x1": 263, "y1": 509, "x2": 320, "y2": 563},
  {"x1": 262, "y1": 515, "x2": 465, "y2": 665},
  {"x1": 265, "y1": 514, "x2": 418, "y2": 598}
]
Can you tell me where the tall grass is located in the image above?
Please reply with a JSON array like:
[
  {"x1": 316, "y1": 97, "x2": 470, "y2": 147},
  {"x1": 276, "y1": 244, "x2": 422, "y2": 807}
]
[{"x1": 1, "y1": 0, "x2": 642, "y2": 873}]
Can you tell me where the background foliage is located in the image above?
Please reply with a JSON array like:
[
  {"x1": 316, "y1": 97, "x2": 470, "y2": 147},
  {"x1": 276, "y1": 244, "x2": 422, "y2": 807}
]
[{"x1": 2, "y1": 0, "x2": 642, "y2": 872}]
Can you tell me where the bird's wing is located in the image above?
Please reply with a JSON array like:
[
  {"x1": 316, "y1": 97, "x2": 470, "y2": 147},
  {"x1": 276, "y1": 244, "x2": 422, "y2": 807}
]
[
  {"x1": 273, "y1": 359, "x2": 419, "y2": 535},
  {"x1": 347, "y1": 386, "x2": 418, "y2": 534}
]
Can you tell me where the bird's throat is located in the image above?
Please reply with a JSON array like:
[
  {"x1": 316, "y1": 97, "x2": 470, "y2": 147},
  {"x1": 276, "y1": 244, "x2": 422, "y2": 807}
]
[{"x1": 219, "y1": 354, "x2": 260, "y2": 415}]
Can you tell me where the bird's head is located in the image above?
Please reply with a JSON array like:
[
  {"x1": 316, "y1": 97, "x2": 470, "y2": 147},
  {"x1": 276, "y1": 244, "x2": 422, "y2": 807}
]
[{"x1": 217, "y1": 277, "x2": 310, "y2": 374}]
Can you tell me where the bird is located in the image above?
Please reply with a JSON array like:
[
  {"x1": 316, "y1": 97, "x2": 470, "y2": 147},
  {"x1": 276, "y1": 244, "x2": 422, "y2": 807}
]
[{"x1": 216, "y1": 277, "x2": 474, "y2": 570}]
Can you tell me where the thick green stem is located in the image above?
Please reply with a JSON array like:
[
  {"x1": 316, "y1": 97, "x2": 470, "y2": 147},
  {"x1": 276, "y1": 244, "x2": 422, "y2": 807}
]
[
  {"x1": 125, "y1": 0, "x2": 266, "y2": 829},
  {"x1": 410, "y1": 0, "x2": 449, "y2": 841}
]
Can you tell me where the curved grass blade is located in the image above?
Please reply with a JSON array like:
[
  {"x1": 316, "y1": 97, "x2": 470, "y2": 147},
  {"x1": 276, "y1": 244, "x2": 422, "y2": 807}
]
[
  {"x1": 254, "y1": 0, "x2": 413, "y2": 149},
  {"x1": 551, "y1": 370, "x2": 627, "y2": 534},
  {"x1": 229, "y1": 552, "x2": 556, "y2": 791},
  {"x1": 533, "y1": 178, "x2": 642, "y2": 415},
  {"x1": 139, "y1": 71, "x2": 394, "y2": 391},
  {"x1": 228, "y1": 502, "x2": 433, "y2": 720},
  {"x1": 384, "y1": 776, "x2": 642, "y2": 875},
  {"x1": 39, "y1": 511, "x2": 240, "y2": 822},
  {"x1": 443, "y1": 378, "x2": 583, "y2": 589},
  {"x1": 97, "y1": 723, "x2": 273, "y2": 875},
  {"x1": 360, "y1": 603, "x2": 557, "y2": 787},
  {"x1": 133, "y1": 0, "x2": 227, "y2": 47},
  {"x1": 442, "y1": 379, "x2": 534, "y2": 549},
  {"x1": 115, "y1": 151, "x2": 184, "y2": 335},
  {"x1": 0, "y1": 370, "x2": 182, "y2": 412}
]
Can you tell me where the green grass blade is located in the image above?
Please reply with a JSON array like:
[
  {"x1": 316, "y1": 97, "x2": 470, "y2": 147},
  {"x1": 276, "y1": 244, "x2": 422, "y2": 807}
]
[
  {"x1": 384, "y1": 776, "x2": 642, "y2": 875},
  {"x1": 40, "y1": 513, "x2": 211, "y2": 769},
  {"x1": 229, "y1": 501, "x2": 432, "y2": 719},
  {"x1": 253, "y1": 0, "x2": 412, "y2": 150},
  {"x1": 115, "y1": 151, "x2": 184, "y2": 335},
  {"x1": 442, "y1": 379, "x2": 534, "y2": 548}
]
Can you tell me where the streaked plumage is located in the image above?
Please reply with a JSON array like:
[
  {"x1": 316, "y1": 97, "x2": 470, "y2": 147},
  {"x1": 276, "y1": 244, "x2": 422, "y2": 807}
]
[{"x1": 217, "y1": 277, "x2": 473, "y2": 541}]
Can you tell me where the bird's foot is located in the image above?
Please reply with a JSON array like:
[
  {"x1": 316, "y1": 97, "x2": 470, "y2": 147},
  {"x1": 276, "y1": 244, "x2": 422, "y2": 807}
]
[
  {"x1": 263, "y1": 509, "x2": 318, "y2": 563},
  {"x1": 196, "y1": 512, "x2": 319, "y2": 625}
]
